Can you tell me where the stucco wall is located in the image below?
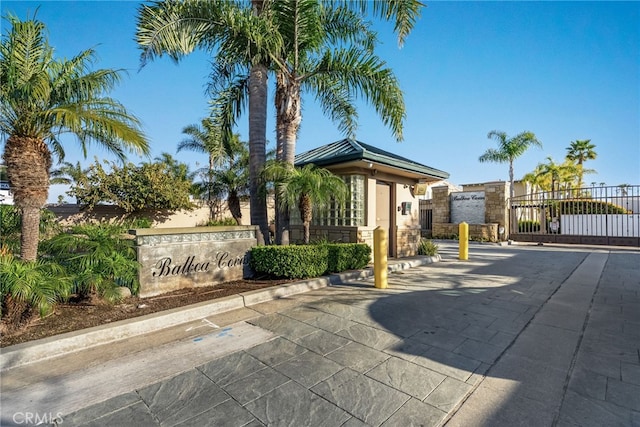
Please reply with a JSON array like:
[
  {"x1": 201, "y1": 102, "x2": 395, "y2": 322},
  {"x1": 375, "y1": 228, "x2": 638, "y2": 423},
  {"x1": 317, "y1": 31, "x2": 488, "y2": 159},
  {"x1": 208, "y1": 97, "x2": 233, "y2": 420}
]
[{"x1": 48, "y1": 198, "x2": 276, "y2": 229}]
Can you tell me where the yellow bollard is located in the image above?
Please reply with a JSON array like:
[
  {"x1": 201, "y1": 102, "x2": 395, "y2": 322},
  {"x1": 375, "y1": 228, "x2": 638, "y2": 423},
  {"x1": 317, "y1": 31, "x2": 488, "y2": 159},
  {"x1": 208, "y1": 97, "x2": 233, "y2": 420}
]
[
  {"x1": 373, "y1": 227, "x2": 388, "y2": 289},
  {"x1": 459, "y1": 222, "x2": 469, "y2": 260}
]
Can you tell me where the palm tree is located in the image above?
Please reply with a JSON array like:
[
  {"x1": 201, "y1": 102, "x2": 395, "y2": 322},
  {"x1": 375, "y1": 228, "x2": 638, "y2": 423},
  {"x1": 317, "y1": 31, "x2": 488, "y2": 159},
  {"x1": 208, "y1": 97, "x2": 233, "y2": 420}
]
[
  {"x1": 265, "y1": 162, "x2": 347, "y2": 244},
  {"x1": 617, "y1": 183, "x2": 631, "y2": 197},
  {"x1": 209, "y1": 143, "x2": 251, "y2": 225},
  {"x1": 179, "y1": 122, "x2": 251, "y2": 225},
  {"x1": 178, "y1": 118, "x2": 232, "y2": 220},
  {"x1": 0, "y1": 15, "x2": 148, "y2": 261},
  {"x1": 137, "y1": 0, "x2": 280, "y2": 244},
  {"x1": 50, "y1": 161, "x2": 89, "y2": 204},
  {"x1": 531, "y1": 157, "x2": 582, "y2": 197},
  {"x1": 136, "y1": 0, "x2": 422, "y2": 245},
  {"x1": 178, "y1": 118, "x2": 230, "y2": 171},
  {"x1": 268, "y1": 1, "x2": 410, "y2": 245},
  {"x1": 479, "y1": 130, "x2": 542, "y2": 200},
  {"x1": 566, "y1": 139, "x2": 596, "y2": 189}
]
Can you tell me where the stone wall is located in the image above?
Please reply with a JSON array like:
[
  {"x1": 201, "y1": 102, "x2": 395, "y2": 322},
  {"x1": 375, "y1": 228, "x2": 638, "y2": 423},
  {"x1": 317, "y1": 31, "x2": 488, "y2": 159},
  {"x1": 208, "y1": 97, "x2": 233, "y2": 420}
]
[
  {"x1": 432, "y1": 186, "x2": 451, "y2": 223},
  {"x1": 429, "y1": 181, "x2": 510, "y2": 241},
  {"x1": 484, "y1": 182, "x2": 510, "y2": 237},
  {"x1": 397, "y1": 227, "x2": 421, "y2": 257},
  {"x1": 131, "y1": 226, "x2": 257, "y2": 297},
  {"x1": 432, "y1": 223, "x2": 499, "y2": 242}
]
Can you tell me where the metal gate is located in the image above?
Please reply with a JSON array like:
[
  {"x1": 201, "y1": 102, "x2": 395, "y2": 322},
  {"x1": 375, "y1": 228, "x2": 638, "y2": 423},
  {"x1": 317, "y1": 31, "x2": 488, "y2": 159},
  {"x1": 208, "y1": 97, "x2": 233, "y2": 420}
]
[
  {"x1": 510, "y1": 185, "x2": 639, "y2": 247},
  {"x1": 419, "y1": 199, "x2": 433, "y2": 237}
]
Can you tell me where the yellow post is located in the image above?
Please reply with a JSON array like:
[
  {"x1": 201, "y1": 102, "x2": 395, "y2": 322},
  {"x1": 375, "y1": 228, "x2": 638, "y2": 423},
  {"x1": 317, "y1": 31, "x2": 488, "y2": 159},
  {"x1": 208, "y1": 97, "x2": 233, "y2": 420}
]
[
  {"x1": 373, "y1": 227, "x2": 388, "y2": 289},
  {"x1": 459, "y1": 222, "x2": 469, "y2": 260}
]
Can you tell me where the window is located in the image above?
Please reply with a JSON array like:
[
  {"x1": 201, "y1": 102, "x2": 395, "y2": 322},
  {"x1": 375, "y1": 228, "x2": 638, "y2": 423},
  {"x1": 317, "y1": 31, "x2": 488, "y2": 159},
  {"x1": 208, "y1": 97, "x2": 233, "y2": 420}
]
[{"x1": 312, "y1": 174, "x2": 366, "y2": 226}]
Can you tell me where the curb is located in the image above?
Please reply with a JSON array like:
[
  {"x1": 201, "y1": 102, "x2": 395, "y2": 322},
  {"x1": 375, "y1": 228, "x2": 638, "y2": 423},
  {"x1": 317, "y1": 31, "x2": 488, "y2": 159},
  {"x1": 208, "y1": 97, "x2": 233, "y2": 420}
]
[{"x1": 0, "y1": 255, "x2": 439, "y2": 371}]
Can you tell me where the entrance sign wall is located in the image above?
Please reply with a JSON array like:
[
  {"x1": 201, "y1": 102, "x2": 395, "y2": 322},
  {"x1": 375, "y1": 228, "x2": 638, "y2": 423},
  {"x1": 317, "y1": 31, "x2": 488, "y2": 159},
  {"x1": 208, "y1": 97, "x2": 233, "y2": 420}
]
[
  {"x1": 450, "y1": 191, "x2": 486, "y2": 224},
  {"x1": 130, "y1": 226, "x2": 257, "y2": 297}
]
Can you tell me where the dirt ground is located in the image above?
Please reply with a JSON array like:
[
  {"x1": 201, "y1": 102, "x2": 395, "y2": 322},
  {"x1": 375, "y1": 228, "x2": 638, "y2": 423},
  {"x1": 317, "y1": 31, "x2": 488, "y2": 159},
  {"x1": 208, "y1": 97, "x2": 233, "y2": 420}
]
[{"x1": 0, "y1": 278, "x2": 293, "y2": 348}]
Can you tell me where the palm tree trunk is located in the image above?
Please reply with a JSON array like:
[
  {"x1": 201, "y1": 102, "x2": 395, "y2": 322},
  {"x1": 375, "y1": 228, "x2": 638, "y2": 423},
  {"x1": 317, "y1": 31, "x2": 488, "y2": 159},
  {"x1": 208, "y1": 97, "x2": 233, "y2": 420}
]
[
  {"x1": 299, "y1": 194, "x2": 312, "y2": 244},
  {"x1": 248, "y1": 63, "x2": 270, "y2": 244},
  {"x1": 508, "y1": 160, "x2": 515, "y2": 200},
  {"x1": 577, "y1": 159, "x2": 584, "y2": 191},
  {"x1": 228, "y1": 191, "x2": 242, "y2": 225},
  {"x1": 274, "y1": 73, "x2": 302, "y2": 245},
  {"x1": 20, "y1": 207, "x2": 41, "y2": 261},
  {"x1": 3, "y1": 136, "x2": 51, "y2": 261},
  {"x1": 303, "y1": 221, "x2": 310, "y2": 245},
  {"x1": 1, "y1": 293, "x2": 31, "y2": 332}
]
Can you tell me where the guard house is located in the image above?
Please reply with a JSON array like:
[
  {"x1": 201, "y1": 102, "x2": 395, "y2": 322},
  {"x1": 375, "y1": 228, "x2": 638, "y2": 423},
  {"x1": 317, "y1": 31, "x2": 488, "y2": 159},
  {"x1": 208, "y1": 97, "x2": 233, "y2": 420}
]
[{"x1": 293, "y1": 138, "x2": 449, "y2": 257}]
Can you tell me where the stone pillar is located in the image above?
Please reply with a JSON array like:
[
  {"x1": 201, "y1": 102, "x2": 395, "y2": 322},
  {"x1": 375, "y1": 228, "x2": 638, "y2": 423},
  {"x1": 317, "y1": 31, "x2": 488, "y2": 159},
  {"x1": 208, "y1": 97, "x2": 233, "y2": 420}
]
[
  {"x1": 484, "y1": 182, "x2": 510, "y2": 240},
  {"x1": 432, "y1": 186, "x2": 451, "y2": 224}
]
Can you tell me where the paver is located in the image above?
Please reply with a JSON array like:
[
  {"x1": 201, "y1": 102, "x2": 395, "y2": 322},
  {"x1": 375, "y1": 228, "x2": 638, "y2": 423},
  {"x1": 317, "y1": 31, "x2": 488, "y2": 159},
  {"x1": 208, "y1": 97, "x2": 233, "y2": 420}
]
[{"x1": 1, "y1": 243, "x2": 638, "y2": 427}]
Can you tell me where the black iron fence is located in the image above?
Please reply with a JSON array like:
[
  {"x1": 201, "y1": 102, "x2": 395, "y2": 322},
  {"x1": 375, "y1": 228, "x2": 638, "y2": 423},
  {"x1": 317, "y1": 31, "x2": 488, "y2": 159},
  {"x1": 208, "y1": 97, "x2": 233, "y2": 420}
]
[
  {"x1": 419, "y1": 199, "x2": 433, "y2": 237},
  {"x1": 510, "y1": 185, "x2": 639, "y2": 247}
]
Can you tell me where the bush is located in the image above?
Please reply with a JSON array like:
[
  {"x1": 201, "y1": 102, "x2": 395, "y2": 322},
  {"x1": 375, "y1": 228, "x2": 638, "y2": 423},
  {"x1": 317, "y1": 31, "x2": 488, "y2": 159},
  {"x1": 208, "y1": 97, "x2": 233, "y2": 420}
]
[
  {"x1": 557, "y1": 200, "x2": 628, "y2": 215},
  {"x1": 251, "y1": 245, "x2": 328, "y2": 279},
  {"x1": 417, "y1": 239, "x2": 439, "y2": 256},
  {"x1": 0, "y1": 206, "x2": 61, "y2": 255},
  {"x1": 0, "y1": 205, "x2": 21, "y2": 255},
  {"x1": 202, "y1": 217, "x2": 238, "y2": 227},
  {"x1": 0, "y1": 254, "x2": 71, "y2": 329},
  {"x1": 325, "y1": 243, "x2": 371, "y2": 273},
  {"x1": 120, "y1": 216, "x2": 153, "y2": 229},
  {"x1": 39, "y1": 224, "x2": 139, "y2": 301}
]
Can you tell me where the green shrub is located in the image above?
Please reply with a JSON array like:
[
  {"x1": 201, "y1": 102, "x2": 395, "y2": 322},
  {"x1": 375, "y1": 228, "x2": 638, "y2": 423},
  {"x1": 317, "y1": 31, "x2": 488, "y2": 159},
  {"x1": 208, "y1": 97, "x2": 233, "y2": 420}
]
[
  {"x1": 0, "y1": 206, "x2": 61, "y2": 255},
  {"x1": 120, "y1": 216, "x2": 153, "y2": 229},
  {"x1": 325, "y1": 243, "x2": 371, "y2": 273},
  {"x1": 202, "y1": 217, "x2": 238, "y2": 227},
  {"x1": 557, "y1": 200, "x2": 628, "y2": 215},
  {"x1": 1, "y1": 254, "x2": 71, "y2": 328},
  {"x1": 417, "y1": 239, "x2": 439, "y2": 256},
  {"x1": 0, "y1": 205, "x2": 21, "y2": 255},
  {"x1": 251, "y1": 245, "x2": 329, "y2": 279},
  {"x1": 39, "y1": 223, "x2": 139, "y2": 301},
  {"x1": 518, "y1": 220, "x2": 541, "y2": 232}
]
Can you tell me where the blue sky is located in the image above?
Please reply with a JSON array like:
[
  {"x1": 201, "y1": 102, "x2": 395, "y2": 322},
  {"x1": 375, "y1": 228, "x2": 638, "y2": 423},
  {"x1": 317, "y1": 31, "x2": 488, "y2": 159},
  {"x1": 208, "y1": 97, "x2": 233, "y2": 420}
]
[{"x1": 2, "y1": 1, "x2": 639, "y2": 203}]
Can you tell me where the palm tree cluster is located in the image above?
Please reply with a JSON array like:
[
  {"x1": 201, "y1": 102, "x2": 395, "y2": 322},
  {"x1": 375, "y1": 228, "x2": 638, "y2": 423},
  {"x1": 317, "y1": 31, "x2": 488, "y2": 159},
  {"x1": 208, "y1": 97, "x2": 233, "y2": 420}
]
[
  {"x1": 523, "y1": 139, "x2": 597, "y2": 196},
  {"x1": 136, "y1": 0, "x2": 422, "y2": 244},
  {"x1": 478, "y1": 130, "x2": 599, "y2": 199}
]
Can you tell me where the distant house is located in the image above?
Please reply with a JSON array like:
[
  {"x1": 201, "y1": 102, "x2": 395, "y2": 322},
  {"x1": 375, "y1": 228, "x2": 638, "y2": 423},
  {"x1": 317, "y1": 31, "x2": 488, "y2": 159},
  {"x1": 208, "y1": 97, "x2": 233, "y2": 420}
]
[
  {"x1": 462, "y1": 180, "x2": 531, "y2": 198},
  {"x1": 0, "y1": 165, "x2": 13, "y2": 205},
  {"x1": 293, "y1": 138, "x2": 449, "y2": 257}
]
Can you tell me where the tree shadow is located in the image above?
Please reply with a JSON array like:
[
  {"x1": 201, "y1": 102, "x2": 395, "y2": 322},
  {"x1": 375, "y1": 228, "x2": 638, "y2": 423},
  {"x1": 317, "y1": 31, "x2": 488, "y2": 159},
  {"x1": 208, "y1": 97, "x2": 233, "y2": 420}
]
[{"x1": 329, "y1": 246, "x2": 591, "y2": 424}]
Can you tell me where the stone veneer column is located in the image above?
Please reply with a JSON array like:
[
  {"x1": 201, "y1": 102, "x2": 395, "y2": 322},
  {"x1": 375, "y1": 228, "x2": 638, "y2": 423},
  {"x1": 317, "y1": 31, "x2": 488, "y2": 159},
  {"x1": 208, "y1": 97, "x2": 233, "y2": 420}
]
[
  {"x1": 432, "y1": 186, "x2": 451, "y2": 224},
  {"x1": 484, "y1": 182, "x2": 510, "y2": 240}
]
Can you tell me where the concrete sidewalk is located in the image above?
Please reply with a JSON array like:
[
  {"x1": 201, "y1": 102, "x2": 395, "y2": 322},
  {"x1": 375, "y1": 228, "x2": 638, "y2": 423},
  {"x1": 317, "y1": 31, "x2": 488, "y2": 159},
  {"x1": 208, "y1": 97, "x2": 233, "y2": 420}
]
[{"x1": 1, "y1": 243, "x2": 638, "y2": 426}]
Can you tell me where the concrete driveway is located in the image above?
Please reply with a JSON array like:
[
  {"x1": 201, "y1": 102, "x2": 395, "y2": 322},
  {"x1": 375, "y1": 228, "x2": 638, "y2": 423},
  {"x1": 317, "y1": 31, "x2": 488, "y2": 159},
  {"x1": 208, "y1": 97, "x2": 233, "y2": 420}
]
[{"x1": 1, "y1": 242, "x2": 638, "y2": 426}]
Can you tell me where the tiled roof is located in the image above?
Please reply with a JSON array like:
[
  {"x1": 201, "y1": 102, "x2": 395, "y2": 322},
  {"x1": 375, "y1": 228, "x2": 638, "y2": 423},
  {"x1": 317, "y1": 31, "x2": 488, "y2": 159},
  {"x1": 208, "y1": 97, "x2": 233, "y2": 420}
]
[{"x1": 295, "y1": 138, "x2": 449, "y2": 179}]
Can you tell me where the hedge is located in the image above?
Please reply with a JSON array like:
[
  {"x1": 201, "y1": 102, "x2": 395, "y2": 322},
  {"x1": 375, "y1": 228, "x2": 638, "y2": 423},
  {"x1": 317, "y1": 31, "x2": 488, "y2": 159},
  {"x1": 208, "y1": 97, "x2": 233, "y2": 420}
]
[
  {"x1": 557, "y1": 200, "x2": 628, "y2": 215},
  {"x1": 251, "y1": 243, "x2": 371, "y2": 279}
]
